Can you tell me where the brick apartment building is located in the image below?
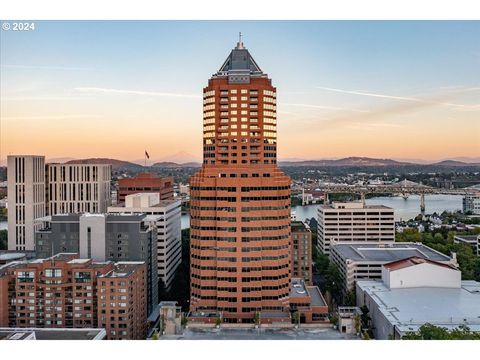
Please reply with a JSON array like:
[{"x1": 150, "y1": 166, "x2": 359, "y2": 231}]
[
  {"x1": 0, "y1": 253, "x2": 146, "y2": 340},
  {"x1": 34, "y1": 213, "x2": 158, "y2": 316},
  {"x1": 291, "y1": 222, "x2": 313, "y2": 285},
  {"x1": 117, "y1": 173, "x2": 174, "y2": 204}
]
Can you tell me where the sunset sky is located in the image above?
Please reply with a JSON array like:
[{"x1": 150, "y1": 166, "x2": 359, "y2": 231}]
[{"x1": 1, "y1": 21, "x2": 479, "y2": 163}]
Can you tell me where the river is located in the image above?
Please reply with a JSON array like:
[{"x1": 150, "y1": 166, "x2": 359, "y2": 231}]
[
  {"x1": 0, "y1": 195, "x2": 463, "y2": 231},
  {"x1": 292, "y1": 194, "x2": 463, "y2": 222},
  {"x1": 180, "y1": 194, "x2": 463, "y2": 228}
]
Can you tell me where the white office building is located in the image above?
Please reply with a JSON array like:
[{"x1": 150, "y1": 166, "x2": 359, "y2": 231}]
[
  {"x1": 7, "y1": 157, "x2": 112, "y2": 251},
  {"x1": 46, "y1": 163, "x2": 112, "y2": 214},
  {"x1": 463, "y1": 193, "x2": 480, "y2": 215},
  {"x1": 330, "y1": 242, "x2": 457, "y2": 292},
  {"x1": 108, "y1": 193, "x2": 182, "y2": 289},
  {"x1": 317, "y1": 202, "x2": 395, "y2": 254},
  {"x1": 7, "y1": 155, "x2": 46, "y2": 251},
  {"x1": 356, "y1": 257, "x2": 480, "y2": 339}
]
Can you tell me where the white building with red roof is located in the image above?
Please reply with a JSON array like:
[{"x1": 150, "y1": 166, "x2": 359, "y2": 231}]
[{"x1": 356, "y1": 257, "x2": 480, "y2": 339}]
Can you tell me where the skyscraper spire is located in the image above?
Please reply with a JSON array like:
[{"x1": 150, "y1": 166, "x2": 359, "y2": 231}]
[{"x1": 236, "y1": 31, "x2": 244, "y2": 49}]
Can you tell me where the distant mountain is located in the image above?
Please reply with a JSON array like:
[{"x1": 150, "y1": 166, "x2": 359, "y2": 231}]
[
  {"x1": 46, "y1": 157, "x2": 77, "y2": 163},
  {"x1": 66, "y1": 158, "x2": 144, "y2": 170},
  {"x1": 430, "y1": 160, "x2": 480, "y2": 167},
  {"x1": 279, "y1": 157, "x2": 410, "y2": 167},
  {"x1": 442, "y1": 157, "x2": 480, "y2": 164},
  {"x1": 279, "y1": 156, "x2": 480, "y2": 167},
  {"x1": 152, "y1": 161, "x2": 201, "y2": 168}
]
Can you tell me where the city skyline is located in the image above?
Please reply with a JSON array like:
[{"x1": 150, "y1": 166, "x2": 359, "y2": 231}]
[{"x1": 1, "y1": 21, "x2": 479, "y2": 163}]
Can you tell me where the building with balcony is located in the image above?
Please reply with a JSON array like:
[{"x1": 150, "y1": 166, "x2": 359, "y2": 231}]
[
  {"x1": 0, "y1": 254, "x2": 146, "y2": 340},
  {"x1": 34, "y1": 213, "x2": 158, "y2": 316}
]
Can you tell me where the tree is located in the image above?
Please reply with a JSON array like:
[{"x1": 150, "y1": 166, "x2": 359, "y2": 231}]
[
  {"x1": 292, "y1": 311, "x2": 300, "y2": 326},
  {"x1": 0, "y1": 230, "x2": 6, "y2": 251},
  {"x1": 253, "y1": 311, "x2": 260, "y2": 325},
  {"x1": 329, "y1": 314, "x2": 338, "y2": 326},
  {"x1": 181, "y1": 315, "x2": 188, "y2": 328},
  {"x1": 402, "y1": 323, "x2": 480, "y2": 340},
  {"x1": 360, "y1": 305, "x2": 371, "y2": 330},
  {"x1": 315, "y1": 253, "x2": 330, "y2": 274},
  {"x1": 344, "y1": 289, "x2": 356, "y2": 306},
  {"x1": 325, "y1": 263, "x2": 342, "y2": 304},
  {"x1": 354, "y1": 314, "x2": 361, "y2": 334}
]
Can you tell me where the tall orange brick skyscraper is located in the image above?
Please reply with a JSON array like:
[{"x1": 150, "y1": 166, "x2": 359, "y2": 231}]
[{"x1": 189, "y1": 35, "x2": 292, "y2": 323}]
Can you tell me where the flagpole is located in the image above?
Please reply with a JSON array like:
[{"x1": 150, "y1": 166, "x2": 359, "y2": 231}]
[{"x1": 144, "y1": 151, "x2": 147, "y2": 168}]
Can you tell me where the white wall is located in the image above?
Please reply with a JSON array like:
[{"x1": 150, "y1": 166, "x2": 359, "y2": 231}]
[
  {"x1": 79, "y1": 215, "x2": 106, "y2": 261},
  {"x1": 382, "y1": 262, "x2": 461, "y2": 289}
]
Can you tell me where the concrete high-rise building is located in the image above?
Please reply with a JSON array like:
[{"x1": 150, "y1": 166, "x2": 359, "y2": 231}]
[
  {"x1": 35, "y1": 213, "x2": 158, "y2": 316},
  {"x1": 291, "y1": 221, "x2": 313, "y2": 285},
  {"x1": 108, "y1": 193, "x2": 182, "y2": 289},
  {"x1": 7, "y1": 158, "x2": 112, "y2": 251},
  {"x1": 189, "y1": 37, "x2": 292, "y2": 323},
  {"x1": 7, "y1": 155, "x2": 46, "y2": 251},
  {"x1": 117, "y1": 173, "x2": 174, "y2": 204},
  {"x1": 317, "y1": 202, "x2": 395, "y2": 255},
  {"x1": 0, "y1": 254, "x2": 147, "y2": 340},
  {"x1": 46, "y1": 163, "x2": 112, "y2": 214}
]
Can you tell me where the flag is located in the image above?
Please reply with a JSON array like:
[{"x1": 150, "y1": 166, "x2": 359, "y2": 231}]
[{"x1": 145, "y1": 150, "x2": 150, "y2": 159}]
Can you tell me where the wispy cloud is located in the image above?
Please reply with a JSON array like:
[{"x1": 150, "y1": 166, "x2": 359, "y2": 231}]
[
  {"x1": 2, "y1": 96, "x2": 87, "y2": 101},
  {"x1": 74, "y1": 87, "x2": 201, "y2": 99},
  {"x1": 283, "y1": 102, "x2": 369, "y2": 113},
  {"x1": 316, "y1": 86, "x2": 480, "y2": 110},
  {"x1": 1, "y1": 64, "x2": 93, "y2": 71},
  {"x1": 2, "y1": 115, "x2": 103, "y2": 121}
]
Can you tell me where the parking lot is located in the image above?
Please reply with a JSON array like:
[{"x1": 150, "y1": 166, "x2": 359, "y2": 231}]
[{"x1": 161, "y1": 327, "x2": 359, "y2": 340}]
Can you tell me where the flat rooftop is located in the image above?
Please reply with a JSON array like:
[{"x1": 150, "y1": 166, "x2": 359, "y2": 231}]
[
  {"x1": 320, "y1": 202, "x2": 393, "y2": 211},
  {"x1": 357, "y1": 280, "x2": 480, "y2": 333},
  {"x1": 331, "y1": 242, "x2": 451, "y2": 263},
  {"x1": 454, "y1": 235, "x2": 479, "y2": 243},
  {"x1": 0, "y1": 251, "x2": 35, "y2": 262},
  {"x1": 0, "y1": 327, "x2": 106, "y2": 340},
  {"x1": 99, "y1": 262, "x2": 144, "y2": 278},
  {"x1": 290, "y1": 278, "x2": 309, "y2": 298},
  {"x1": 291, "y1": 221, "x2": 309, "y2": 233},
  {"x1": 306, "y1": 286, "x2": 327, "y2": 307},
  {"x1": 111, "y1": 199, "x2": 180, "y2": 208}
]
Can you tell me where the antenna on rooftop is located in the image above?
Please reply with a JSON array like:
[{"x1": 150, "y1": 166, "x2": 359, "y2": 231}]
[{"x1": 236, "y1": 32, "x2": 244, "y2": 49}]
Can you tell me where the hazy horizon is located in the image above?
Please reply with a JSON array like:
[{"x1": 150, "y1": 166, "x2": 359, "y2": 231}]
[{"x1": 1, "y1": 21, "x2": 479, "y2": 162}]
